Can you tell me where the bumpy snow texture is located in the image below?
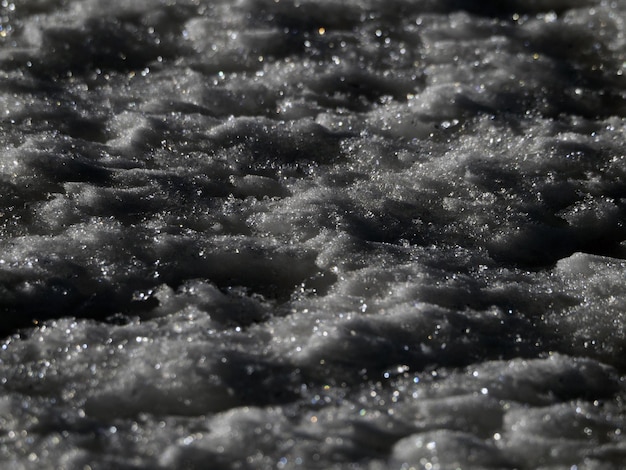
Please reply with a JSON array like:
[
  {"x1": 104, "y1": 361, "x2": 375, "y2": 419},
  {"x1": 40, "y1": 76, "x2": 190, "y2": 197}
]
[{"x1": 1, "y1": 0, "x2": 626, "y2": 468}]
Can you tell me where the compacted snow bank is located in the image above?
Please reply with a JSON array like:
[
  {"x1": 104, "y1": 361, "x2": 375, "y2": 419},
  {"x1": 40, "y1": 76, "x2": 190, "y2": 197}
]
[{"x1": 1, "y1": 0, "x2": 625, "y2": 468}]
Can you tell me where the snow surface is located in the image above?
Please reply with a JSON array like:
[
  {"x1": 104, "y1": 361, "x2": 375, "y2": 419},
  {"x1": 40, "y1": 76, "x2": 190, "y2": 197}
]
[{"x1": 1, "y1": 0, "x2": 626, "y2": 468}]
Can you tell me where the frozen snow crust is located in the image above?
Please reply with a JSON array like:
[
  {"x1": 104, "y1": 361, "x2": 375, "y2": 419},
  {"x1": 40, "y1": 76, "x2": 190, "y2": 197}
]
[{"x1": 1, "y1": 0, "x2": 626, "y2": 468}]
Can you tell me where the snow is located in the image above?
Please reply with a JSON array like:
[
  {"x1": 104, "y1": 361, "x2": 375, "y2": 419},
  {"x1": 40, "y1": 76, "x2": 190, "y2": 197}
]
[{"x1": 1, "y1": 0, "x2": 625, "y2": 468}]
